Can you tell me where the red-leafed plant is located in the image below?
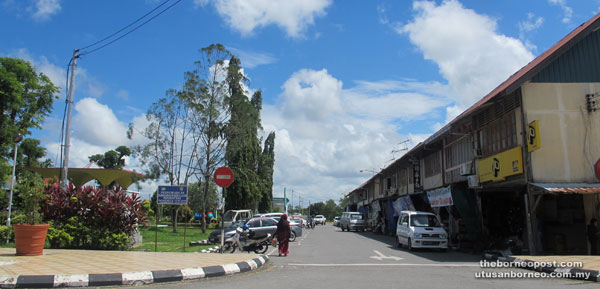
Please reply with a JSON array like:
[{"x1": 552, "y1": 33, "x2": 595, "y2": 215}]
[{"x1": 42, "y1": 180, "x2": 147, "y2": 250}]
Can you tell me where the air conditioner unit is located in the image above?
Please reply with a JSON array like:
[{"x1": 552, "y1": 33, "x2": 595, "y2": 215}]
[
  {"x1": 459, "y1": 163, "x2": 474, "y2": 176},
  {"x1": 467, "y1": 175, "x2": 481, "y2": 188}
]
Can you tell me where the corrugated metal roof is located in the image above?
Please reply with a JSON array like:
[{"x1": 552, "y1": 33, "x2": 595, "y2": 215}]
[{"x1": 530, "y1": 183, "x2": 600, "y2": 194}]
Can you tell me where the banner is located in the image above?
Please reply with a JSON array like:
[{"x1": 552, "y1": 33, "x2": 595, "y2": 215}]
[
  {"x1": 392, "y1": 195, "x2": 415, "y2": 216},
  {"x1": 426, "y1": 186, "x2": 453, "y2": 207}
]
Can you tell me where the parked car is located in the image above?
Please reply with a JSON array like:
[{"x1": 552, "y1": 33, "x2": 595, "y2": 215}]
[
  {"x1": 209, "y1": 217, "x2": 302, "y2": 244},
  {"x1": 396, "y1": 211, "x2": 448, "y2": 251},
  {"x1": 290, "y1": 216, "x2": 307, "y2": 227},
  {"x1": 340, "y1": 212, "x2": 365, "y2": 232},
  {"x1": 313, "y1": 215, "x2": 326, "y2": 225},
  {"x1": 222, "y1": 209, "x2": 253, "y2": 228},
  {"x1": 333, "y1": 216, "x2": 341, "y2": 227}
]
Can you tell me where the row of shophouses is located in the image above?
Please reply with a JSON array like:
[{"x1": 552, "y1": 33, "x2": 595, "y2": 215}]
[{"x1": 347, "y1": 13, "x2": 600, "y2": 255}]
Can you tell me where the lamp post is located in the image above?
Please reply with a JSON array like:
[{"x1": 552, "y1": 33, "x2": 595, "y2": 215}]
[{"x1": 6, "y1": 132, "x2": 23, "y2": 244}]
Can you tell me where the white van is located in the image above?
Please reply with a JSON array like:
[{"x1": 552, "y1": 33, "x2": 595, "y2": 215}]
[{"x1": 396, "y1": 211, "x2": 448, "y2": 251}]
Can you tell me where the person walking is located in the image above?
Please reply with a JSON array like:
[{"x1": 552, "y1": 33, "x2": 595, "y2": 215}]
[
  {"x1": 275, "y1": 214, "x2": 291, "y2": 256},
  {"x1": 588, "y1": 219, "x2": 599, "y2": 255}
]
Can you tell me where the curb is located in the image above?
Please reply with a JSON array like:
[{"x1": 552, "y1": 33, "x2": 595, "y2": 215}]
[
  {"x1": 483, "y1": 254, "x2": 599, "y2": 282},
  {"x1": 0, "y1": 255, "x2": 269, "y2": 288}
]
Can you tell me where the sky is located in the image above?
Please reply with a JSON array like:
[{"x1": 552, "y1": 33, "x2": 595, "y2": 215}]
[{"x1": 2, "y1": 0, "x2": 600, "y2": 204}]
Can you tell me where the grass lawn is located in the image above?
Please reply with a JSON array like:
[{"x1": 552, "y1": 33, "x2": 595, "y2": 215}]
[{"x1": 135, "y1": 223, "x2": 217, "y2": 252}]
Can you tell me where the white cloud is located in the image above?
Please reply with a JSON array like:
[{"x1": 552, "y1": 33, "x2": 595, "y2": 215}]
[
  {"x1": 548, "y1": 0, "x2": 573, "y2": 24},
  {"x1": 263, "y1": 69, "x2": 443, "y2": 202},
  {"x1": 116, "y1": 89, "x2": 130, "y2": 101},
  {"x1": 196, "y1": 0, "x2": 332, "y2": 38},
  {"x1": 399, "y1": 0, "x2": 534, "y2": 123},
  {"x1": 228, "y1": 47, "x2": 277, "y2": 69},
  {"x1": 10, "y1": 48, "x2": 66, "y2": 93},
  {"x1": 72, "y1": 98, "x2": 129, "y2": 146},
  {"x1": 518, "y1": 13, "x2": 544, "y2": 51},
  {"x1": 30, "y1": 0, "x2": 61, "y2": 22}
]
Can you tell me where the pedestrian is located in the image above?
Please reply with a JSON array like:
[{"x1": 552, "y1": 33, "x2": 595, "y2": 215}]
[
  {"x1": 588, "y1": 218, "x2": 599, "y2": 255},
  {"x1": 275, "y1": 214, "x2": 291, "y2": 256}
]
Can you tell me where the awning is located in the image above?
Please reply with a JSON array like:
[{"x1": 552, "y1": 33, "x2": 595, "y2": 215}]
[{"x1": 530, "y1": 183, "x2": 600, "y2": 194}]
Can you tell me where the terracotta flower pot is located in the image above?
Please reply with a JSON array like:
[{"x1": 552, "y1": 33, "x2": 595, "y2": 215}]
[{"x1": 13, "y1": 224, "x2": 50, "y2": 256}]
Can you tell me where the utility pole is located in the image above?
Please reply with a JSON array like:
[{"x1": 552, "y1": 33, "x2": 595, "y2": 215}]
[
  {"x1": 283, "y1": 187, "x2": 287, "y2": 214},
  {"x1": 61, "y1": 49, "x2": 79, "y2": 189},
  {"x1": 291, "y1": 189, "x2": 294, "y2": 213}
]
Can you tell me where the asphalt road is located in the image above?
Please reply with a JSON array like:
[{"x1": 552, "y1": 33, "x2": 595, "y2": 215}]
[{"x1": 147, "y1": 225, "x2": 598, "y2": 289}]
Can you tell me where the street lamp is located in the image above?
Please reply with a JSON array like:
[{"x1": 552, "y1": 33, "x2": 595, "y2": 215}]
[{"x1": 6, "y1": 132, "x2": 23, "y2": 244}]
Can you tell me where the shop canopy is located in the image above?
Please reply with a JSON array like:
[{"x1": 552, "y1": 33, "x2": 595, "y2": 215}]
[
  {"x1": 529, "y1": 183, "x2": 600, "y2": 194},
  {"x1": 27, "y1": 167, "x2": 146, "y2": 189}
]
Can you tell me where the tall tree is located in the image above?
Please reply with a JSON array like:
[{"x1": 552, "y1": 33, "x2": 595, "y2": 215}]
[
  {"x1": 224, "y1": 56, "x2": 263, "y2": 211},
  {"x1": 0, "y1": 57, "x2": 58, "y2": 183},
  {"x1": 181, "y1": 44, "x2": 231, "y2": 232},
  {"x1": 257, "y1": 132, "x2": 275, "y2": 212},
  {"x1": 131, "y1": 89, "x2": 200, "y2": 232}
]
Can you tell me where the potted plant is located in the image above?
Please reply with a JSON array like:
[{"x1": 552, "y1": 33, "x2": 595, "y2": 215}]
[{"x1": 13, "y1": 171, "x2": 49, "y2": 256}]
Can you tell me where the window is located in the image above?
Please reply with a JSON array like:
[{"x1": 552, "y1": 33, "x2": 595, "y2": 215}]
[
  {"x1": 424, "y1": 151, "x2": 441, "y2": 177},
  {"x1": 400, "y1": 214, "x2": 409, "y2": 226},
  {"x1": 262, "y1": 219, "x2": 277, "y2": 226},
  {"x1": 350, "y1": 214, "x2": 363, "y2": 220},
  {"x1": 246, "y1": 220, "x2": 260, "y2": 228},
  {"x1": 479, "y1": 111, "x2": 517, "y2": 155},
  {"x1": 410, "y1": 215, "x2": 441, "y2": 227}
]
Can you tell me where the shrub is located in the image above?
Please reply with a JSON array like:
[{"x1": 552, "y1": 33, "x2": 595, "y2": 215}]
[
  {"x1": 42, "y1": 181, "x2": 147, "y2": 250},
  {"x1": 15, "y1": 171, "x2": 47, "y2": 224}
]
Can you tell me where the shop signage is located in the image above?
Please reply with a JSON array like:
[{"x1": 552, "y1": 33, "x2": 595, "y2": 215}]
[
  {"x1": 426, "y1": 186, "x2": 453, "y2": 207},
  {"x1": 479, "y1": 146, "x2": 524, "y2": 183},
  {"x1": 527, "y1": 120, "x2": 541, "y2": 152},
  {"x1": 595, "y1": 159, "x2": 600, "y2": 181},
  {"x1": 413, "y1": 162, "x2": 422, "y2": 190}
]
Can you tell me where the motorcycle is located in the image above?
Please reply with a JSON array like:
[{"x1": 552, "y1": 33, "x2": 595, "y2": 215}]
[{"x1": 228, "y1": 226, "x2": 271, "y2": 254}]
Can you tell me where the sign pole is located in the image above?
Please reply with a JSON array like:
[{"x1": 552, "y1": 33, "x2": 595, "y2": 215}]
[
  {"x1": 155, "y1": 204, "x2": 159, "y2": 252},
  {"x1": 220, "y1": 187, "x2": 225, "y2": 254},
  {"x1": 183, "y1": 205, "x2": 187, "y2": 252}
]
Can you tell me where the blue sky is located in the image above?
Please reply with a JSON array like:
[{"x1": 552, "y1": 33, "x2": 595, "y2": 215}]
[{"x1": 2, "y1": 0, "x2": 599, "y2": 203}]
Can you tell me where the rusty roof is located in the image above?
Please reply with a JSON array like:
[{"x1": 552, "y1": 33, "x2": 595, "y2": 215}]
[{"x1": 531, "y1": 183, "x2": 600, "y2": 194}]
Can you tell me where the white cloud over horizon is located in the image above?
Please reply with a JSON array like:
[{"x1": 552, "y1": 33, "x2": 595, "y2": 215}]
[
  {"x1": 195, "y1": 0, "x2": 332, "y2": 38},
  {"x1": 399, "y1": 0, "x2": 535, "y2": 123},
  {"x1": 263, "y1": 68, "x2": 445, "y2": 202}
]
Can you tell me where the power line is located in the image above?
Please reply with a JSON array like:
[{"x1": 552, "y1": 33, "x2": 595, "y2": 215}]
[
  {"x1": 79, "y1": 0, "x2": 182, "y2": 57},
  {"x1": 79, "y1": 0, "x2": 172, "y2": 51}
]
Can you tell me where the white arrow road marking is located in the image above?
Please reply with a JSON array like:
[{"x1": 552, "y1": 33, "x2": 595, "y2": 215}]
[{"x1": 370, "y1": 250, "x2": 403, "y2": 261}]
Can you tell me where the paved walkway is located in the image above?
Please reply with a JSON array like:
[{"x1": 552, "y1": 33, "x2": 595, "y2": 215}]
[
  {"x1": 485, "y1": 253, "x2": 599, "y2": 282},
  {"x1": 0, "y1": 248, "x2": 268, "y2": 288}
]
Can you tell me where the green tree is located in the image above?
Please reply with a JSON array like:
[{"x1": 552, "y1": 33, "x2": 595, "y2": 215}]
[
  {"x1": 17, "y1": 138, "x2": 52, "y2": 168},
  {"x1": 257, "y1": 132, "x2": 275, "y2": 212},
  {"x1": 182, "y1": 44, "x2": 231, "y2": 232},
  {"x1": 131, "y1": 89, "x2": 200, "y2": 232},
  {"x1": 187, "y1": 181, "x2": 218, "y2": 215},
  {"x1": 88, "y1": 146, "x2": 131, "y2": 169},
  {"x1": 0, "y1": 57, "x2": 59, "y2": 183},
  {"x1": 224, "y1": 56, "x2": 263, "y2": 211}
]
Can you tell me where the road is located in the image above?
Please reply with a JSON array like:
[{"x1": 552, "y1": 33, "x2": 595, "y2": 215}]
[{"x1": 149, "y1": 225, "x2": 598, "y2": 289}]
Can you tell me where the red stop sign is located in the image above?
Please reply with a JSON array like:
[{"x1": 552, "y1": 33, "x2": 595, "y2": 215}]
[{"x1": 214, "y1": 167, "x2": 234, "y2": 187}]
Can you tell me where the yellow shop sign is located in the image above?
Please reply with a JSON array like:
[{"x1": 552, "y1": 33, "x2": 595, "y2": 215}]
[
  {"x1": 527, "y1": 120, "x2": 541, "y2": 152},
  {"x1": 479, "y1": 146, "x2": 524, "y2": 182}
]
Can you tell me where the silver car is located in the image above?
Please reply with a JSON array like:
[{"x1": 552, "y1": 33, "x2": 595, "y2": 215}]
[{"x1": 340, "y1": 212, "x2": 365, "y2": 232}]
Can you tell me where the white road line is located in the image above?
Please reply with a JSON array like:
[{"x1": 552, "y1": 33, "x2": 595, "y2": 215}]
[{"x1": 287, "y1": 263, "x2": 480, "y2": 267}]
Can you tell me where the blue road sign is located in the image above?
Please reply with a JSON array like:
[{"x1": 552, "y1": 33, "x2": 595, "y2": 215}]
[{"x1": 157, "y1": 185, "x2": 188, "y2": 205}]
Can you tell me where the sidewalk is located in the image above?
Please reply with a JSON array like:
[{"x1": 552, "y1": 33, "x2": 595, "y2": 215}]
[
  {"x1": 0, "y1": 248, "x2": 269, "y2": 288},
  {"x1": 484, "y1": 253, "x2": 599, "y2": 282}
]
